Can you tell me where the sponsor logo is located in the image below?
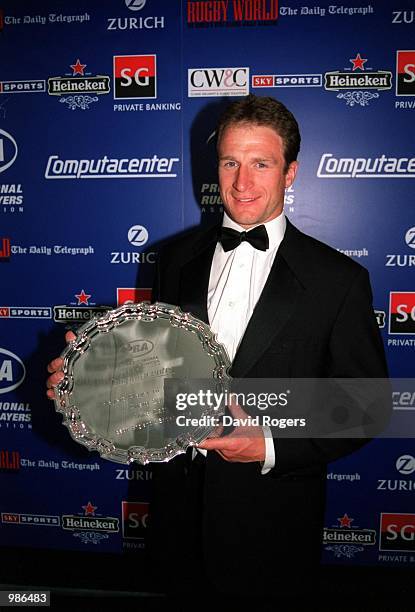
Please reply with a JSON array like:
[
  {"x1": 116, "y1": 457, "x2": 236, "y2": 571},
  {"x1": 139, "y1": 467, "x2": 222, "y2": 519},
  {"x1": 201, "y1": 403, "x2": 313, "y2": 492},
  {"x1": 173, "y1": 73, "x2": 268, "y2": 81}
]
[
  {"x1": 0, "y1": 80, "x2": 45, "y2": 94},
  {"x1": 113, "y1": 101, "x2": 181, "y2": 112},
  {"x1": 0, "y1": 129, "x2": 18, "y2": 174},
  {"x1": 0, "y1": 237, "x2": 11, "y2": 259},
  {"x1": 396, "y1": 50, "x2": 415, "y2": 97},
  {"x1": 62, "y1": 502, "x2": 119, "y2": 545},
  {"x1": 0, "y1": 402, "x2": 31, "y2": 430},
  {"x1": 393, "y1": 390, "x2": 415, "y2": 411},
  {"x1": 108, "y1": 0, "x2": 164, "y2": 31},
  {"x1": 199, "y1": 182, "x2": 294, "y2": 213},
  {"x1": 317, "y1": 154, "x2": 415, "y2": 178},
  {"x1": 2, "y1": 13, "x2": 90, "y2": 26},
  {"x1": 20, "y1": 458, "x2": 100, "y2": 471},
  {"x1": 395, "y1": 51, "x2": 415, "y2": 108},
  {"x1": 377, "y1": 455, "x2": 415, "y2": 492},
  {"x1": 386, "y1": 227, "x2": 415, "y2": 268},
  {"x1": 48, "y1": 60, "x2": 110, "y2": 110},
  {"x1": 336, "y1": 248, "x2": 368, "y2": 259},
  {"x1": 0, "y1": 450, "x2": 20, "y2": 470},
  {"x1": 188, "y1": 67, "x2": 249, "y2": 97},
  {"x1": 325, "y1": 53, "x2": 392, "y2": 107},
  {"x1": 389, "y1": 292, "x2": 415, "y2": 335},
  {"x1": 324, "y1": 513, "x2": 376, "y2": 558},
  {"x1": 252, "y1": 74, "x2": 322, "y2": 88},
  {"x1": 113, "y1": 55, "x2": 156, "y2": 100},
  {"x1": 392, "y1": 11, "x2": 415, "y2": 24},
  {"x1": 111, "y1": 228, "x2": 156, "y2": 265},
  {"x1": 1, "y1": 513, "x2": 60, "y2": 526},
  {"x1": 0, "y1": 348, "x2": 25, "y2": 394},
  {"x1": 117, "y1": 288, "x2": 152, "y2": 306},
  {"x1": 326, "y1": 472, "x2": 360, "y2": 482},
  {"x1": 115, "y1": 468, "x2": 152, "y2": 480},
  {"x1": 53, "y1": 291, "x2": 112, "y2": 324},
  {"x1": 128, "y1": 225, "x2": 148, "y2": 247},
  {"x1": 0, "y1": 307, "x2": 51, "y2": 319},
  {"x1": 0, "y1": 184, "x2": 24, "y2": 215},
  {"x1": 375, "y1": 310, "x2": 386, "y2": 329},
  {"x1": 379, "y1": 513, "x2": 415, "y2": 552},
  {"x1": 45, "y1": 153, "x2": 179, "y2": 180},
  {"x1": 122, "y1": 501, "x2": 149, "y2": 539},
  {"x1": 280, "y1": 5, "x2": 374, "y2": 17},
  {"x1": 10, "y1": 244, "x2": 94, "y2": 256},
  {"x1": 187, "y1": 0, "x2": 278, "y2": 26},
  {"x1": 0, "y1": 9, "x2": 3, "y2": 29}
]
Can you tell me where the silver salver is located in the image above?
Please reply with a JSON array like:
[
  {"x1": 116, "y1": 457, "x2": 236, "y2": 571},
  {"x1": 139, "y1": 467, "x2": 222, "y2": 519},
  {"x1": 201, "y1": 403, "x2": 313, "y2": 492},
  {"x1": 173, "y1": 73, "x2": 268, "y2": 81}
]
[{"x1": 53, "y1": 302, "x2": 231, "y2": 465}]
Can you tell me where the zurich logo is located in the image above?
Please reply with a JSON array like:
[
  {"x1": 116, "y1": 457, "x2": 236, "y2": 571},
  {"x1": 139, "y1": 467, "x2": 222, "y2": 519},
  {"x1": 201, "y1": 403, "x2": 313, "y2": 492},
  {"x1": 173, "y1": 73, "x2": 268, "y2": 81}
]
[{"x1": 128, "y1": 225, "x2": 149, "y2": 247}]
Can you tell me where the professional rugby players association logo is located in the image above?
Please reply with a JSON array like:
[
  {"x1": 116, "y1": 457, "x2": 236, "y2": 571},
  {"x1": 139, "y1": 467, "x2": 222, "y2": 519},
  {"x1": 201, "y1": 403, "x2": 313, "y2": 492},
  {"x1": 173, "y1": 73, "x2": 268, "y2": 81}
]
[
  {"x1": 48, "y1": 60, "x2": 110, "y2": 110},
  {"x1": 325, "y1": 53, "x2": 392, "y2": 107}
]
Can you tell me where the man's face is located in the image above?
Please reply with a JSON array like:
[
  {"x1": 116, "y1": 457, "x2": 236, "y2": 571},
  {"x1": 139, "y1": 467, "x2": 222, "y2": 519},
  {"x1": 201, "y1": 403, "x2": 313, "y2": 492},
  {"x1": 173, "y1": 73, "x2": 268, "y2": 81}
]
[{"x1": 218, "y1": 123, "x2": 298, "y2": 229}]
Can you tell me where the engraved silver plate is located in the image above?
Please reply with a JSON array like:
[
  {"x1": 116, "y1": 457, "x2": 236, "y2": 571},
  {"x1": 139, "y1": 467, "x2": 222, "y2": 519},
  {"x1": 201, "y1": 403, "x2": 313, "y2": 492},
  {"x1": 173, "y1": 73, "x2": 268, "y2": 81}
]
[{"x1": 53, "y1": 302, "x2": 231, "y2": 465}]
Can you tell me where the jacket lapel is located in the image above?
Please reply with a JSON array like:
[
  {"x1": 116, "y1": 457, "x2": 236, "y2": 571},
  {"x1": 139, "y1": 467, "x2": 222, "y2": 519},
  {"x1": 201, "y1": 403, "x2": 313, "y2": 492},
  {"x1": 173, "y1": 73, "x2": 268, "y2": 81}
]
[
  {"x1": 231, "y1": 223, "x2": 304, "y2": 377},
  {"x1": 178, "y1": 225, "x2": 219, "y2": 324}
]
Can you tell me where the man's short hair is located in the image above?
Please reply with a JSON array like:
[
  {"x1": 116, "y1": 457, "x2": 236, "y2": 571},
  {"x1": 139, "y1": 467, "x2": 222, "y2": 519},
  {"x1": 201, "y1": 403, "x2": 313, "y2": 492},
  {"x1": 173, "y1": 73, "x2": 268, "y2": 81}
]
[{"x1": 216, "y1": 94, "x2": 301, "y2": 169}]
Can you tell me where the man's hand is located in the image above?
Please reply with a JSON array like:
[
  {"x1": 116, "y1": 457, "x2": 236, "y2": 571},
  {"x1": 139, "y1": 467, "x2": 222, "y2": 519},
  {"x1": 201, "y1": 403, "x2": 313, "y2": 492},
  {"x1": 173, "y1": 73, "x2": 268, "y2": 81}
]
[
  {"x1": 45, "y1": 331, "x2": 76, "y2": 400},
  {"x1": 197, "y1": 400, "x2": 265, "y2": 463}
]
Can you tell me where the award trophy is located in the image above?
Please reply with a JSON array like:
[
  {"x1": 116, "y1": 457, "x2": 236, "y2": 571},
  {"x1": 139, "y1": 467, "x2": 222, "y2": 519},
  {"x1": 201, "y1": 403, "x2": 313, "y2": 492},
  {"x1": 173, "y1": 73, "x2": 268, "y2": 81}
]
[{"x1": 53, "y1": 302, "x2": 230, "y2": 465}]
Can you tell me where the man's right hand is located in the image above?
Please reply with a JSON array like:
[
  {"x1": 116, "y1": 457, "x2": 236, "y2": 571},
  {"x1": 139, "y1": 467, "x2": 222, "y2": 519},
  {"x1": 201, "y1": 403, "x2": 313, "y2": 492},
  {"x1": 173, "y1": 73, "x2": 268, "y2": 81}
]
[{"x1": 46, "y1": 331, "x2": 76, "y2": 400}]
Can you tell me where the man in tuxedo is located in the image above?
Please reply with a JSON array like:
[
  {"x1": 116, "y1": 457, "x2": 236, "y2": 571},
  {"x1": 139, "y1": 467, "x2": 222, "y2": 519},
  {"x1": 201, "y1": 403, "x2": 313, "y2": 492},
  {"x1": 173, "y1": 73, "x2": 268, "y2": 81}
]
[{"x1": 148, "y1": 95, "x2": 388, "y2": 596}]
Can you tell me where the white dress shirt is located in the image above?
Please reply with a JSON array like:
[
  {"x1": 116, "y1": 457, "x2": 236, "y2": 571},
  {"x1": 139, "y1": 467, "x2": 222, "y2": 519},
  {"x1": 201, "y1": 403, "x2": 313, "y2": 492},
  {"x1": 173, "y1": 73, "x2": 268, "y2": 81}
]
[{"x1": 196, "y1": 211, "x2": 286, "y2": 474}]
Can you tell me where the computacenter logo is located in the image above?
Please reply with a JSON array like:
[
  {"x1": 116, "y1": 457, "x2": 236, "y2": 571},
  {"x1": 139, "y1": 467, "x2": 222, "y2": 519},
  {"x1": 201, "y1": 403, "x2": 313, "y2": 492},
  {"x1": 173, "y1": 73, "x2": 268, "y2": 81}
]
[
  {"x1": 317, "y1": 154, "x2": 415, "y2": 178},
  {"x1": 44, "y1": 154, "x2": 180, "y2": 179}
]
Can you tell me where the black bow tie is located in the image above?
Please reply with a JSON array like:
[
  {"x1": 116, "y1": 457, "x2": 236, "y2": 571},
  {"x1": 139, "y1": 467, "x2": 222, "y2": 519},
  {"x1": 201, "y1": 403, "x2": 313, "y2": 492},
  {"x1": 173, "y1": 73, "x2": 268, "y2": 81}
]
[{"x1": 219, "y1": 225, "x2": 269, "y2": 252}]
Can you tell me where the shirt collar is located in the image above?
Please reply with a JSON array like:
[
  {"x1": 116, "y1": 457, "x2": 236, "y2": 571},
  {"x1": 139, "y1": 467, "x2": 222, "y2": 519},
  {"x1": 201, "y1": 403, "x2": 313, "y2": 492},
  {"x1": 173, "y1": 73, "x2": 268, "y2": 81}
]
[{"x1": 222, "y1": 211, "x2": 286, "y2": 250}]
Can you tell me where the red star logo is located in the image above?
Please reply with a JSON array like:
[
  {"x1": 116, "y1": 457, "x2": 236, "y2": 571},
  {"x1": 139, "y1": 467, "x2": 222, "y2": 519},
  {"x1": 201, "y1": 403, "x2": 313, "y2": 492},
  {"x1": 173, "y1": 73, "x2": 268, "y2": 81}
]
[
  {"x1": 82, "y1": 501, "x2": 97, "y2": 516},
  {"x1": 70, "y1": 59, "x2": 87, "y2": 76},
  {"x1": 349, "y1": 53, "x2": 367, "y2": 71},
  {"x1": 338, "y1": 513, "x2": 354, "y2": 528},
  {"x1": 75, "y1": 289, "x2": 91, "y2": 305}
]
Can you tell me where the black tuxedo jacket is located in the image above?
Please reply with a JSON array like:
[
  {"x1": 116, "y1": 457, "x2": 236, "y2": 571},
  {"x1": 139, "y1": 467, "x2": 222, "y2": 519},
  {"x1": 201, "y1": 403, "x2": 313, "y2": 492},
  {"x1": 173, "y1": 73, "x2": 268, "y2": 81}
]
[{"x1": 149, "y1": 219, "x2": 388, "y2": 594}]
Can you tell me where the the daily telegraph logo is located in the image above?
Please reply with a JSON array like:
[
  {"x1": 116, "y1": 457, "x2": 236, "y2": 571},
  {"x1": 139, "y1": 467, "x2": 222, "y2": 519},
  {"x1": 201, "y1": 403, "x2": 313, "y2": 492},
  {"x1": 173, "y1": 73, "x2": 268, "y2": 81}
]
[
  {"x1": 385, "y1": 227, "x2": 415, "y2": 268},
  {"x1": 324, "y1": 513, "x2": 376, "y2": 558},
  {"x1": 0, "y1": 129, "x2": 18, "y2": 174},
  {"x1": 45, "y1": 153, "x2": 179, "y2": 180},
  {"x1": 0, "y1": 449, "x2": 20, "y2": 470},
  {"x1": 53, "y1": 291, "x2": 112, "y2": 323},
  {"x1": 1, "y1": 513, "x2": 60, "y2": 526},
  {"x1": 379, "y1": 513, "x2": 415, "y2": 552},
  {"x1": 389, "y1": 292, "x2": 415, "y2": 335},
  {"x1": 0, "y1": 307, "x2": 52, "y2": 320},
  {"x1": 0, "y1": 237, "x2": 11, "y2": 260},
  {"x1": 187, "y1": 0, "x2": 278, "y2": 26},
  {"x1": 48, "y1": 60, "x2": 110, "y2": 110},
  {"x1": 317, "y1": 154, "x2": 415, "y2": 179},
  {"x1": 62, "y1": 501, "x2": 119, "y2": 545},
  {"x1": 0, "y1": 348, "x2": 26, "y2": 395},
  {"x1": 117, "y1": 288, "x2": 152, "y2": 306},
  {"x1": 188, "y1": 67, "x2": 249, "y2": 97},
  {"x1": 0, "y1": 80, "x2": 45, "y2": 94},
  {"x1": 396, "y1": 51, "x2": 415, "y2": 96},
  {"x1": 325, "y1": 53, "x2": 392, "y2": 107},
  {"x1": 252, "y1": 74, "x2": 322, "y2": 88},
  {"x1": 122, "y1": 501, "x2": 149, "y2": 539},
  {"x1": 377, "y1": 455, "x2": 415, "y2": 492},
  {"x1": 113, "y1": 55, "x2": 156, "y2": 100}
]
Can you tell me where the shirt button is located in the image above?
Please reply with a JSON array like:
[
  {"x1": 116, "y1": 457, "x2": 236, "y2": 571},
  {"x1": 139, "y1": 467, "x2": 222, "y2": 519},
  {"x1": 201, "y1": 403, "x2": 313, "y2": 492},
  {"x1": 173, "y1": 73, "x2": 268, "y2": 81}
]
[{"x1": 228, "y1": 301, "x2": 234, "y2": 308}]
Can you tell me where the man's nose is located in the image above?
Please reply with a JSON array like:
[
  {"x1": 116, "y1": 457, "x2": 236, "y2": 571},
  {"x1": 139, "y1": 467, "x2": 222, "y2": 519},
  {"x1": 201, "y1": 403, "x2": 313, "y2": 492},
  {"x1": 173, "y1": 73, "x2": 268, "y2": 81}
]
[{"x1": 233, "y1": 166, "x2": 253, "y2": 192}]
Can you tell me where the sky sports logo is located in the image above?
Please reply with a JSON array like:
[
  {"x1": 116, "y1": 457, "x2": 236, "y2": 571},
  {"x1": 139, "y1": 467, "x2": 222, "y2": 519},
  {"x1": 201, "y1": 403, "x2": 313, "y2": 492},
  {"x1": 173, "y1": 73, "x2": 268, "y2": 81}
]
[
  {"x1": 44, "y1": 154, "x2": 180, "y2": 179},
  {"x1": 113, "y1": 55, "x2": 156, "y2": 99},
  {"x1": 252, "y1": 74, "x2": 322, "y2": 88},
  {"x1": 0, "y1": 307, "x2": 51, "y2": 319},
  {"x1": 389, "y1": 292, "x2": 415, "y2": 335}
]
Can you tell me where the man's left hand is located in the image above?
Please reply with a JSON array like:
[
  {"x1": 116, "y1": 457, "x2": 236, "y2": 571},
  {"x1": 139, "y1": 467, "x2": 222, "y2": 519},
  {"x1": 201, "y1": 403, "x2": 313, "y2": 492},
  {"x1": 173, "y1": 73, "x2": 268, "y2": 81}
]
[{"x1": 197, "y1": 400, "x2": 265, "y2": 463}]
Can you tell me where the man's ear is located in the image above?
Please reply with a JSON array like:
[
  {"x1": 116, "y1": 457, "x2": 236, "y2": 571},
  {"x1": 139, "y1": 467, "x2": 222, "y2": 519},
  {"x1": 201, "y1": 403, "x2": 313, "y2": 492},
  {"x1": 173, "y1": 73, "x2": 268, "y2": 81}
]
[{"x1": 285, "y1": 161, "x2": 298, "y2": 188}]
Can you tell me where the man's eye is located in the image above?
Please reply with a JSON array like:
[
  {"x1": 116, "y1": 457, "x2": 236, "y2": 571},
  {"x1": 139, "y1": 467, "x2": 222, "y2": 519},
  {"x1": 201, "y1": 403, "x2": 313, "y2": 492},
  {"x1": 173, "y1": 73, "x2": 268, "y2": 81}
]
[
  {"x1": 223, "y1": 161, "x2": 237, "y2": 168},
  {"x1": 256, "y1": 162, "x2": 267, "y2": 168}
]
